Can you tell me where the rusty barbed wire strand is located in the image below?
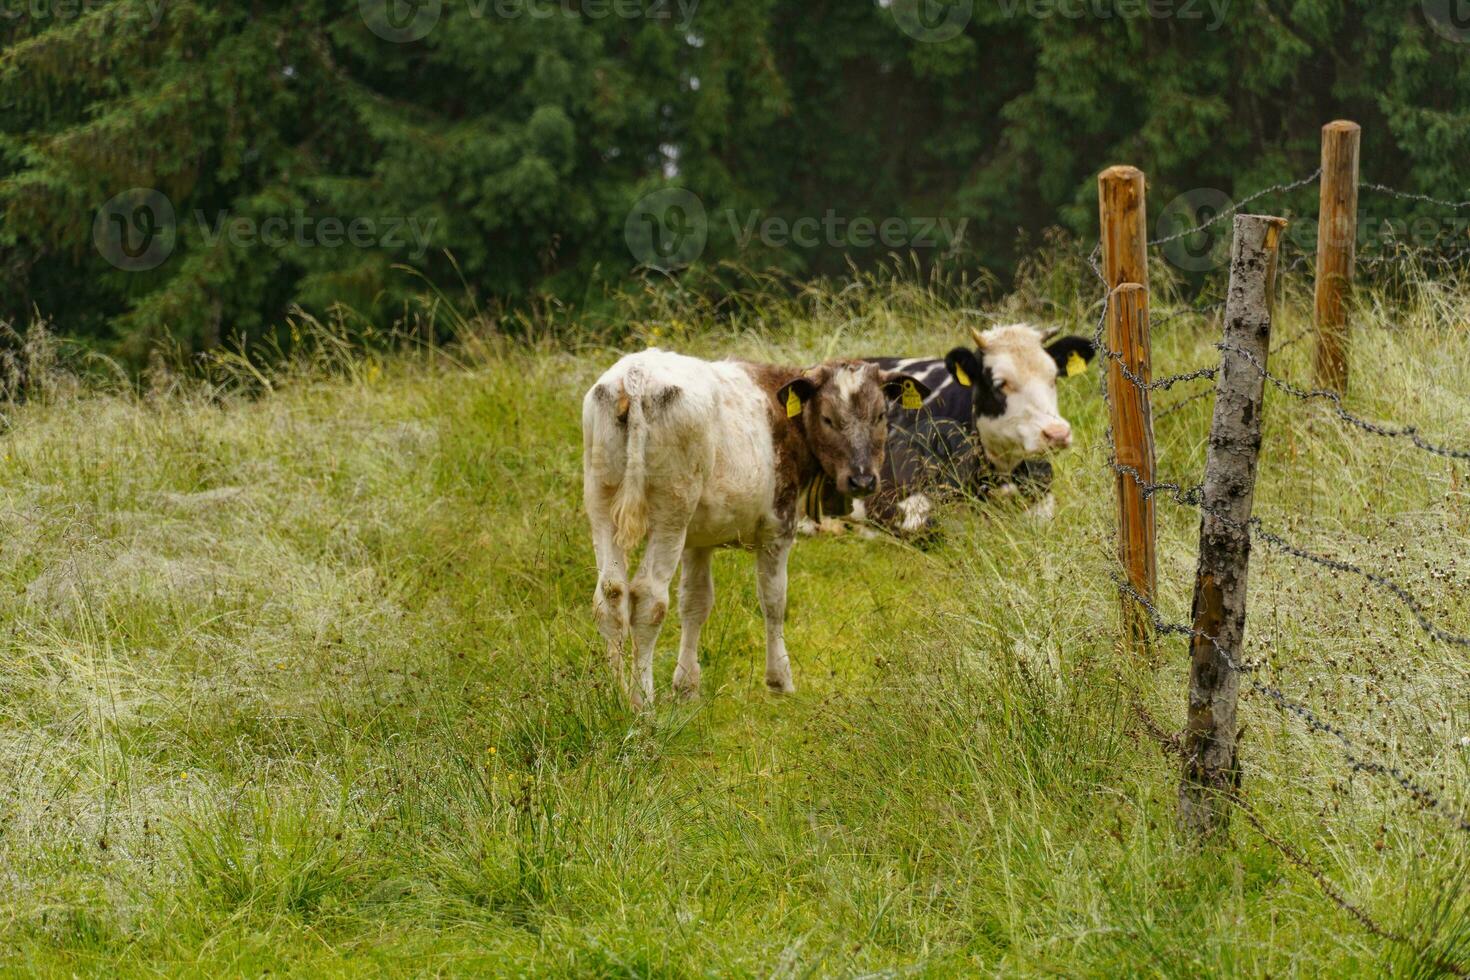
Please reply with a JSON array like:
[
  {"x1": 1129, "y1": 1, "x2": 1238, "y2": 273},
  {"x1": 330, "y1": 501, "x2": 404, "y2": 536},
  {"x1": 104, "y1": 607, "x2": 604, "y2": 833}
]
[
  {"x1": 1226, "y1": 794, "x2": 1470, "y2": 976},
  {"x1": 1115, "y1": 574, "x2": 1470, "y2": 835},
  {"x1": 1147, "y1": 170, "x2": 1322, "y2": 248},
  {"x1": 1269, "y1": 325, "x2": 1314, "y2": 354},
  {"x1": 1216, "y1": 341, "x2": 1470, "y2": 461},
  {"x1": 1151, "y1": 301, "x2": 1225, "y2": 328},
  {"x1": 1359, "y1": 181, "x2": 1470, "y2": 211},
  {"x1": 1110, "y1": 459, "x2": 1470, "y2": 649},
  {"x1": 1095, "y1": 348, "x2": 1219, "y2": 392},
  {"x1": 1155, "y1": 387, "x2": 1215, "y2": 419}
]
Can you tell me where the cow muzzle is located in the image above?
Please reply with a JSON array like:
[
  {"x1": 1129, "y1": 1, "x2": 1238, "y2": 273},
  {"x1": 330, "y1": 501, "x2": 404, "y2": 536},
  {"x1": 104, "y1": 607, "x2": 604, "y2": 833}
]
[
  {"x1": 846, "y1": 472, "x2": 878, "y2": 497},
  {"x1": 1041, "y1": 420, "x2": 1072, "y2": 449}
]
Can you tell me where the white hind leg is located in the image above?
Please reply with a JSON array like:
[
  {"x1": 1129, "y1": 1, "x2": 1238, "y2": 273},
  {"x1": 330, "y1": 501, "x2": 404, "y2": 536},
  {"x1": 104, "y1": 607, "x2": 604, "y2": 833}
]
[
  {"x1": 588, "y1": 497, "x2": 631, "y2": 698},
  {"x1": 673, "y1": 546, "x2": 714, "y2": 699},
  {"x1": 628, "y1": 517, "x2": 689, "y2": 709}
]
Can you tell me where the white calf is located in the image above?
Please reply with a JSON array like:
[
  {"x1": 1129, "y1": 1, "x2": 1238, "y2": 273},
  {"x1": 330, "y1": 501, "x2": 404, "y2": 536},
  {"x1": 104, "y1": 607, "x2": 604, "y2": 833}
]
[{"x1": 582, "y1": 348, "x2": 926, "y2": 707}]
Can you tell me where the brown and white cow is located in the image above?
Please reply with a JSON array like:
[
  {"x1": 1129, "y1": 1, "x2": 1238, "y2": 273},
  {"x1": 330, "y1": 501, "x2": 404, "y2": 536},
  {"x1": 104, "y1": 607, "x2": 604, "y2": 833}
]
[{"x1": 582, "y1": 349, "x2": 928, "y2": 707}]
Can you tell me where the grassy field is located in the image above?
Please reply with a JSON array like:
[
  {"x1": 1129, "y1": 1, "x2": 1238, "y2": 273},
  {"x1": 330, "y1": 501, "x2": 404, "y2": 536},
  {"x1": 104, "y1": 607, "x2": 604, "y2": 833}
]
[{"x1": 2, "y1": 264, "x2": 1470, "y2": 977}]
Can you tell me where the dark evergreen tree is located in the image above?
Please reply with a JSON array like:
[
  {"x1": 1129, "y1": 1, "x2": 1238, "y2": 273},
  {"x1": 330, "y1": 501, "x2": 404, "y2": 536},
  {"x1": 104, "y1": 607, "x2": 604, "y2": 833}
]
[{"x1": 1, "y1": 1, "x2": 1466, "y2": 357}]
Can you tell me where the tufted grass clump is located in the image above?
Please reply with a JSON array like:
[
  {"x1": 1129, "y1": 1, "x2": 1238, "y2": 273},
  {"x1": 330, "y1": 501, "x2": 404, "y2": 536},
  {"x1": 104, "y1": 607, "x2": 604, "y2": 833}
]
[{"x1": 1, "y1": 259, "x2": 1468, "y2": 976}]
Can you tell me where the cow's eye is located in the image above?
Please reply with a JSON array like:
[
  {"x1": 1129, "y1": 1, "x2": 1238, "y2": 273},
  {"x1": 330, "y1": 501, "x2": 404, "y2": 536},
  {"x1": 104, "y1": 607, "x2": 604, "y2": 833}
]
[
  {"x1": 1001, "y1": 381, "x2": 1017, "y2": 395},
  {"x1": 821, "y1": 415, "x2": 836, "y2": 428}
]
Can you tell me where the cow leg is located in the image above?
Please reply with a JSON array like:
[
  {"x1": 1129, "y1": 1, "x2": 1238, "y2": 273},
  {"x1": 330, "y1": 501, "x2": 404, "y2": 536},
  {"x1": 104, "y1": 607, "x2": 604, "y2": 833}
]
[
  {"x1": 589, "y1": 508, "x2": 631, "y2": 698},
  {"x1": 894, "y1": 493, "x2": 934, "y2": 536},
  {"x1": 628, "y1": 521, "x2": 688, "y2": 709},
  {"x1": 672, "y1": 546, "x2": 714, "y2": 699},
  {"x1": 755, "y1": 539, "x2": 796, "y2": 694}
]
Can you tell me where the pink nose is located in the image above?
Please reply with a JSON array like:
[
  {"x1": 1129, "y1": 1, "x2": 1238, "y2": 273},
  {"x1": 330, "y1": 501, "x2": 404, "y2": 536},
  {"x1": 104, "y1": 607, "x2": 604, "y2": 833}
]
[{"x1": 1042, "y1": 421, "x2": 1072, "y2": 447}]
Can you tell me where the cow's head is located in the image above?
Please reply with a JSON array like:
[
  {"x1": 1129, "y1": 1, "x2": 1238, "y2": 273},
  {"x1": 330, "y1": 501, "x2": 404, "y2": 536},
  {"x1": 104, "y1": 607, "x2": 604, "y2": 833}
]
[
  {"x1": 944, "y1": 324, "x2": 1095, "y2": 471},
  {"x1": 777, "y1": 361, "x2": 930, "y2": 498}
]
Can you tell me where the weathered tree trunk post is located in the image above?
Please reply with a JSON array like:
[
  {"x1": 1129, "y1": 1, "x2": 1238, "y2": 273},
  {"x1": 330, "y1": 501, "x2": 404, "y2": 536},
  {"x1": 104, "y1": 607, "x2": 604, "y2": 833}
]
[
  {"x1": 1179, "y1": 213, "x2": 1288, "y2": 839},
  {"x1": 1313, "y1": 120, "x2": 1360, "y2": 393},
  {"x1": 1098, "y1": 166, "x2": 1155, "y2": 659}
]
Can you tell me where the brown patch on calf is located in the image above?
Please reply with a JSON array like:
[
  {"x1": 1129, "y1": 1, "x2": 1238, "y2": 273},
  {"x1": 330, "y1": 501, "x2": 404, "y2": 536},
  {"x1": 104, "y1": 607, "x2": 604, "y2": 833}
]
[
  {"x1": 738, "y1": 361, "x2": 818, "y2": 532},
  {"x1": 740, "y1": 359, "x2": 925, "y2": 533}
]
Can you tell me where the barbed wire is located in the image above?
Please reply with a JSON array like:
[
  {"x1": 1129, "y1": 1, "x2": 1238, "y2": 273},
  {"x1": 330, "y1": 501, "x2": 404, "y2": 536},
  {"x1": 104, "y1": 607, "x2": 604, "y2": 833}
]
[
  {"x1": 1151, "y1": 301, "x2": 1225, "y2": 328},
  {"x1": 1115, "y1": 673, "x2": 1437, "y2": 961},
  {"x1": 1147, "y1": 169, "x2": 1322, "y2": 249},
  {"x1": 1115, "y1": 574, "x2": 1470, "y2": 837},
  {"x1": 1269, "y1": 325, "x2": 1313, "y2": 354},
  {"x1": 1228, "y1": 795, "x2": 1466, "y2": 975},
  {"x1": 1217, "y1": 341, "x2": 1470, "y2": 461},
  {"x1": 1110, "y1": 457, "x2": 1470, "y2": 650},
  {"x1": 1155, "y1": 387, "x2": 1215, "y2": 419},
  {"x1": 1359, "y1": 181, "x2": 1470, "y2": 211},
  {"x1": 1096, "y1": 347, "x2": 1219, "y2": 392},
  {"x1": 1088, "y1": 170, "x2": 1470, "y2": 964}
]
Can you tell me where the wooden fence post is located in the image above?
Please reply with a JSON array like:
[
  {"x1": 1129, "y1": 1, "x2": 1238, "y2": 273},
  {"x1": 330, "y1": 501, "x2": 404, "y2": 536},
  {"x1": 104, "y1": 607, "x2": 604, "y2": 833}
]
[
  {"x1": 1313, "y1": 120, "x2": 1360, "y2": 393},
  {"x1": 1098, "y1": 166, "x2": 1155, "y2": 659},
  {"x1": 1178, "y1": 213, "x2": 1288, "y2": 839}
]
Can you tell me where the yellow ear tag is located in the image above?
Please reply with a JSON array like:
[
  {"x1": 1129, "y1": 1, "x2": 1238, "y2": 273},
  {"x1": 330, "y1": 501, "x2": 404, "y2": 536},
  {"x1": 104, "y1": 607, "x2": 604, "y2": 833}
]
[
  {"x1": 954, "y1": 364, "x2": 971, "y2": 387},
  {"x1": 900, "y1": 379, "x2": 923, "y2": 411},
  {"x1": 786, "y1": 388, "x2": 802, "y2": 418},
  {"x1": 1066, "y1": 351, "x2": 1087, "y2": 378}
]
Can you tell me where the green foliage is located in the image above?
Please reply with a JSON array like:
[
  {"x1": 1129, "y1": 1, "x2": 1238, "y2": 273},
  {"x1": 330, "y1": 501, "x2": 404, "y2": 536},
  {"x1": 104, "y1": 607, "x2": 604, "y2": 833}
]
[{"x1": 1, "y1": 0, "x2": 1468, "y2": 358}]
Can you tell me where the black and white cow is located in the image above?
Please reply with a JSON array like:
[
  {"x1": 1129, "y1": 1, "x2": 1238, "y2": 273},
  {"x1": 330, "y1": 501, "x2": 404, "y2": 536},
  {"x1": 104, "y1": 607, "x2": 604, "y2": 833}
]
[{"x1": 802, "y1": 323, "x2": 1095, "y2": 535}]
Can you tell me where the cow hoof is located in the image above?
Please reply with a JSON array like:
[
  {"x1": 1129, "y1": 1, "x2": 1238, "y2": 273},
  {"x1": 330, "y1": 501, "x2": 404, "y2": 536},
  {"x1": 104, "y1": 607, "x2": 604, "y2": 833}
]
[
  {"x1": 765, "y1": 673, "x2": 796, "y2": 695},
  {"x1": 672, "y1": 665, "x2": 701, "y2": 700}
]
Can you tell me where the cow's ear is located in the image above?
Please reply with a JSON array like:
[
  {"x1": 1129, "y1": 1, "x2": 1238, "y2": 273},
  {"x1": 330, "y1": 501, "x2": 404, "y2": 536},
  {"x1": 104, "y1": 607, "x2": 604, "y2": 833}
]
[
  {"x1": 880, "y1": 372, "x2": 931, "y2": 410},
  {"x1": 774, "y1": 377, "x2": 818, "y2": 419},
  {"x1": 945, "y1": 347, "x2": 982, "y2": 388},
  {"x1": 1045, "y1": 336, "x2": 1096, "y2": 379}
]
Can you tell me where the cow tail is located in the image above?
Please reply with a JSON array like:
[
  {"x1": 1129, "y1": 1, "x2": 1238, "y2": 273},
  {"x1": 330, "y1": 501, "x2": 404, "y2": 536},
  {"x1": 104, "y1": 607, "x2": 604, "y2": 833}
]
[{"x1": 610, "y1": 367, "x2": 650, "y2": 552}]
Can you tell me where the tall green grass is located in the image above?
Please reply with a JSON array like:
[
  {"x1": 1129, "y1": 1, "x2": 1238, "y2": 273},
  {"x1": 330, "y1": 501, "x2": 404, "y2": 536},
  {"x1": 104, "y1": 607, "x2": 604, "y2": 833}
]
[{"x1": 1, "y1": 258, "x2": 1468, "y2": 976}]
